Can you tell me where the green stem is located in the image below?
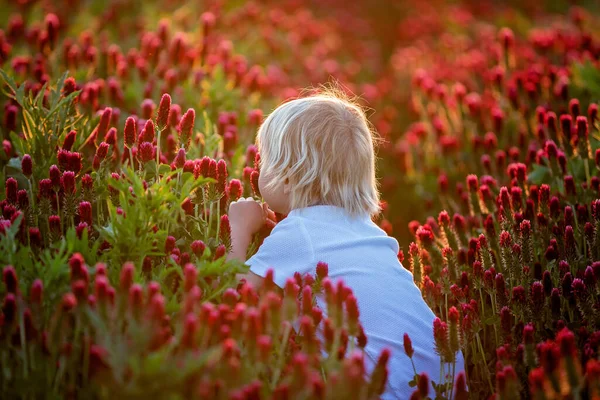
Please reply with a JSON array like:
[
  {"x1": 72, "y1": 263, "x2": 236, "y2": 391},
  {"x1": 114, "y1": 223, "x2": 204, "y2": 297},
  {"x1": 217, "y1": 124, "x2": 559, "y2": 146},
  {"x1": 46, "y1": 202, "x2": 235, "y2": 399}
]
[
  {"x1": 271, "y1": 323, "x2": 293, "y2": 390},
  {"x1": 156, "y1": 127, "x2": 162, "y2": 182},
  {"x1": 491, "y1": 292, "x2": 499, "y2": 347},
  {"x1": 215, "y1": 196, "x2": 221, "y2": 243},
  {"x1": 476, "y1": 332, "x2": 494, "y2": 393},
  {"x1": 448, "y1": 358, "x2": 456, "y2": 400},
  {"x1": 584, "y1": 158, "x2": 591, "y2": 188},
  {"x1": 19, "y1": 306, "x2": 28, "y2": 378},
  {"x1": 207, "y1": 201, "x2": 213, "y2": 239},
  {"x1": 129, "y1": 146, "x2": 134, "y2": 169}
]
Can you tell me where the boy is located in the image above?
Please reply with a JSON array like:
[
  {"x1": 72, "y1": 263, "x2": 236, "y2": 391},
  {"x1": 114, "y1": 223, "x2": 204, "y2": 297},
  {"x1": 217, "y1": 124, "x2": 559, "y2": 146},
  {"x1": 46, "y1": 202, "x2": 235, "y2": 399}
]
[{"x1": 226, "y1": 89, "x2": 465, "y2": 398}]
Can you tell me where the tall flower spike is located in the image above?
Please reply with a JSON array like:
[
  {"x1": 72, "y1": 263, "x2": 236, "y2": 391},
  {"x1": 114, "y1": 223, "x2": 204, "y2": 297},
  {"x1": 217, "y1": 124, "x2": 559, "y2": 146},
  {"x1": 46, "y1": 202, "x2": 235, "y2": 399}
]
[
  {"x1": 250, "y1": 170, "x2": 261, "y2": 197},
  {"x1": 96, "y1": 107, "x2": 112, "y2": 144},
  {"x1": 156, "y1": 93, "x2": 171, "y2": 129},
  {"x1": 178, "y1": 108, "x2": 195, "y2": 148},
  {"x1": 124, "y1": 116, "x2": 136, "y2": 147},
  {"x1": 403, "y1": 333, "x2": 414, "y2": 358},
  {"x1": 21, "y1": 154, "x2": 32, "y2": 177}
]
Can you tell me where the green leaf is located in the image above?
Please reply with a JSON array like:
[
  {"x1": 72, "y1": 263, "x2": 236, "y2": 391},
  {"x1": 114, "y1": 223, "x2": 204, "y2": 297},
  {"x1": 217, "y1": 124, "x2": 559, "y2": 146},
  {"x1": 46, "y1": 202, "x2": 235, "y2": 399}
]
[
  {"x1": 527, "y1": 164, "x2": 550, "y2": 185},
  {"x1": 482, "y1": 314, "x2": 500, "y2": 326},
  {"x1": 158, "y1": 164, "x2": 172, "y2": 175}
]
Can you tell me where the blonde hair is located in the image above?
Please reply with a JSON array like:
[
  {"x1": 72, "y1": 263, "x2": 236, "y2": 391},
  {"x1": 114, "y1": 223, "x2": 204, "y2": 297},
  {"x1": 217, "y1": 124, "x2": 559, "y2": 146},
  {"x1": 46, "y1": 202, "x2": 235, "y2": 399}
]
[{"x1": 256, "y1": 84, "x2": 382, "y2": 217}]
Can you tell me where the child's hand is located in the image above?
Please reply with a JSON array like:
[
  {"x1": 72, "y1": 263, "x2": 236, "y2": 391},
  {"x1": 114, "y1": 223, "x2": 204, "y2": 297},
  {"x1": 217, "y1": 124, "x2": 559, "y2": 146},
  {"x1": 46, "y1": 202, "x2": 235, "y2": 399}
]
[{"x1": 228, "y1": 197, "x2": 268, "y2": 238}]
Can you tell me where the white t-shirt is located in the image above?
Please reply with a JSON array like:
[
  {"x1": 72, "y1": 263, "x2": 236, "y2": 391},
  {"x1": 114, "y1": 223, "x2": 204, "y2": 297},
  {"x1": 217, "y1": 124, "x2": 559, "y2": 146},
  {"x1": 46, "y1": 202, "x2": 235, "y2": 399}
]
[{"x1": 246, "y1": 205, "x2": 465, "y2": 399}]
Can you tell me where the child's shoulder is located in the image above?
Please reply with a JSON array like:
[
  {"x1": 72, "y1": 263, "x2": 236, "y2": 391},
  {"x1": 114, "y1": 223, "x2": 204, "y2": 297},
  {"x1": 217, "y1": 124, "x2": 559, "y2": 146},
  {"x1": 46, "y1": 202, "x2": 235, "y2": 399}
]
[{"x1": 268, "y1": 214, "x2": 312, "y2": 242}]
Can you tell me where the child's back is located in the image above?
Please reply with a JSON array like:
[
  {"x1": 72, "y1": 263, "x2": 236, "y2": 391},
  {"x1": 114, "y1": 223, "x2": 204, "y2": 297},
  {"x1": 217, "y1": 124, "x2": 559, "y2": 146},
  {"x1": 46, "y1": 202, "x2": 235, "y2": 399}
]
[
  {"x1": 226, "y1": 88, "x2": 465, "y2": 398},
  {"x1": 246, "y1": 204, "x2": 466, "y2": 398}
]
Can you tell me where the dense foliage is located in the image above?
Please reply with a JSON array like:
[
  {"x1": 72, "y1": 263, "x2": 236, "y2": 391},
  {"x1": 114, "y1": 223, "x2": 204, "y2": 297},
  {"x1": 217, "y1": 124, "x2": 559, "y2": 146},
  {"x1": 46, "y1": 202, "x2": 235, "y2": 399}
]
[{"x1": 1, "y1": 0, "x2": 600, "y2": 399}]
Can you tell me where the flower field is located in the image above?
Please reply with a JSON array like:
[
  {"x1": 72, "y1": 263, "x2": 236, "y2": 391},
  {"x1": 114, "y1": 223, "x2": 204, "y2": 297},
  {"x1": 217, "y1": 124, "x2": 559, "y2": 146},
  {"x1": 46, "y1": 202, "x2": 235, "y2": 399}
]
[{"x1": 1, "y1": 0, "x2": 600, "y2": 398}]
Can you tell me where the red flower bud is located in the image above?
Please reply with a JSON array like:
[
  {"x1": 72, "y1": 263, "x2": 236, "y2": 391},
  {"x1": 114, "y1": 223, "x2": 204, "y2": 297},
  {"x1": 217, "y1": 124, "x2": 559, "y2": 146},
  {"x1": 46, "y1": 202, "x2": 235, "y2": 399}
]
[
  {"x1": 61, "y1": 292, "x2": 77, "y2": 311},
  {"x1": 5, "y1": 177, "x2": 17, "y2": 204},
  {"x1": 124, "y1": 116, "x2": 136, "y2": 147},
  {"x1": 345, "y1": 294, "x2": 359, "y2": 331},
  {"x1": 141, "y1": 99, "x2": 155, "y2": 120},
  {"x1": 119, "y1": 262, "x2": 135, "y2": 292},
  {"x1": 315, "y1": 261, "x2": 329, "y2": 281},
  {"x1": 227, "y1": 179, "x2": 243, "y2": 201},
  {"x1": 96, "y1": 142, "x2": 109, "y2": 160},
  {"x1": 49, "y1": 215, "x2": 61, "y2": 235},
  {"x1": 560, "y1": 114, "x2": 573, "y2": 142},
  {"x1": 250, "y1": 170, "x2": 260, "y2": 197},
  {"x1": 156, "y1": 93, "x2": 171, "y2": 129},
  {"x1": 78, "y1": 201, "x2": 92, "y2": 225},
  {"x1": 183, "y1": 160, "x2": 195, "y2": 174},
  {"x1": 403, "y1": 332, "x2": 414, "y2": 358},
  {"x1": 183, "y1": 263, "x2": 197, "y2": 293},
  {"x1": 214, "y1": 244, "x2": 226, "y2": 260},
  {"x1": 466, "y1": 174, "x2": 478, "y2": 192},
  {"x1": 3, "y1": 265, "x2": 18, "y2": 294},
  {"x1": 523, "y1": 323, "x2": 535, "y2": 344},
  {"x1": 62, "y1": 130, "x2": 77, "y2": 151},
  {"x1": 217, "y1": 159, "x2": 228, "y2": 191},
  {"x1": 219, "y1": 214, "x2": 231, "y2": 243},
  {"x1": 191, "y1": 240, "x2": 205, "y2": 258},
  {"x1": 139, "y1": 142, "x2": 155, "y2": 163},
  {"x1": 97, "y1": 107, "x2": 112, "y2": 141},
  {"x1": 20, "y1": 154, "x2": 32, "y2": 177},
  {"x1": 178, "y1": 108, "x2": 195, "y2": 148},
  {"x1": 61, "y1": 171, "x2": 76, "y2": 194},
  {"x1": 2, "y1": 293, "x2": 17, "y2": 324},
  {"x1": 417, "y1": 372, "x2": 429, "y2": 397}
]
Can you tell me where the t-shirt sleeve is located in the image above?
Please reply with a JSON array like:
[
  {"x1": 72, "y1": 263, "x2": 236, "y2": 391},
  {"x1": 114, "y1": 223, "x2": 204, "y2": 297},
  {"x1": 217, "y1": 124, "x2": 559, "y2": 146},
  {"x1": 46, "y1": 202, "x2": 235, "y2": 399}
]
[{"x1": 245, "y1": 216, "x2": 315, "y2": 288}]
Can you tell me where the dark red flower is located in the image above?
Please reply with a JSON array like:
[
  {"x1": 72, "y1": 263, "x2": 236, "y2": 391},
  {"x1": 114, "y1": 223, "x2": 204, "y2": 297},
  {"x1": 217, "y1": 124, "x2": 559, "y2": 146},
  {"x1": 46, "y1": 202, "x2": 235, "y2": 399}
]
[
  {"x1": 5, "y1": 177, "x2": 17, "y2": 204},
  {"x1": 21, "y1": 154, "x2": 32, "y2": 177},
  {"x1": 61, "y1": 171, "x2": 76, "y2": 194},
  {"x1": 191, "y1": 240, "x2": 206, "y2": 258},
  {"x1": 3, "y1": 265, "x2": 18, "y2": 294},
  {"x1": 139, "y1": 142, "x2": 155, "y2": 163}
]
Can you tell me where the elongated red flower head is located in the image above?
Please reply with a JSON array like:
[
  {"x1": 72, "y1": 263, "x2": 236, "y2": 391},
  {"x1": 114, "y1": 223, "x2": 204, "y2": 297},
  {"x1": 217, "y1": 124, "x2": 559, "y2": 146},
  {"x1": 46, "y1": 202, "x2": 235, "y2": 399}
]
[
  {"x1": 124, "y1": 116, "x2": 137, "y2": 147},
  {"x1": 21, "y1": 154, "x2": 32, "y2": 177},
  {"x1": 178, "y1": 108, "x2": 195, "y2": 148},
  {"x1": 156, "y1": 93, "x2": 171, "y2": 129}
]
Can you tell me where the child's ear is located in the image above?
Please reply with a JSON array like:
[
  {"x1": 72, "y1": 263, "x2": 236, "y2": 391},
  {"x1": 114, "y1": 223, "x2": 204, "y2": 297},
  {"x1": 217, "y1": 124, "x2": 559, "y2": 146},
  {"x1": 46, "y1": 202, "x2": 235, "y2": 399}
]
[{"x1": 283, "y1": 178, "x2": 291, "y2": 194}]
